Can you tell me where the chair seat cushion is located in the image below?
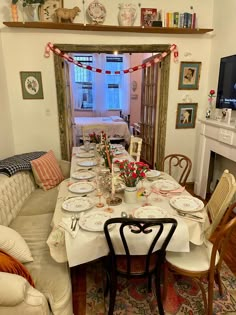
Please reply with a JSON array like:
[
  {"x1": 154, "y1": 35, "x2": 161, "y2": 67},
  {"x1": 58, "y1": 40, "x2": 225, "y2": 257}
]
[{"x1": 166, "y1": 240, "x2": 219, "y2": 272}]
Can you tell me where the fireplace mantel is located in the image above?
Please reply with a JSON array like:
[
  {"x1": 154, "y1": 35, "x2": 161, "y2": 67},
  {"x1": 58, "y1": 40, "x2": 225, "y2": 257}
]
[{"x1": 194, "y1": 118, "x2": 236, "y2": 199}]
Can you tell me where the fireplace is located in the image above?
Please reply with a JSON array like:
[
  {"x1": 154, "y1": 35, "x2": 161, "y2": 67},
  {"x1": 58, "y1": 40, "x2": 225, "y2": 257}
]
[{"x1": 194, "y1": 119, "x2": 236, "y2": 199}]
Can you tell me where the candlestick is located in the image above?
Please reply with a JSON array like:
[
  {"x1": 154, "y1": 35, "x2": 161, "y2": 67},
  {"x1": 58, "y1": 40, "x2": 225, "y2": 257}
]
[{"x1": 111, "y1": 163, "x2": 115, "y2": 197}]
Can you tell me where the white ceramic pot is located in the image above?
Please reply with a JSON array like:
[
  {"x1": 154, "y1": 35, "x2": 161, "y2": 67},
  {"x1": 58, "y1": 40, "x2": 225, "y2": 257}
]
[
  {"x1": 118, "y1": 3, "x2": 137, "y2": 26},
  {"x1": 124, "y1": 186, "x2": 137, "y2": 204}
]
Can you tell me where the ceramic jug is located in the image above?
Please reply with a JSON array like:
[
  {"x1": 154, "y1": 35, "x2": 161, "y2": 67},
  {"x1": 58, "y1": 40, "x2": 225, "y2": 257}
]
[{"x1": 118, "y1": 3, "x2": 136, "y2": 26}]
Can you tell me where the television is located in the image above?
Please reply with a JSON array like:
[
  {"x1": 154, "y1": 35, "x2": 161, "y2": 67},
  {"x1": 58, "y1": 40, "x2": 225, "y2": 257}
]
[{"x1": 216, "y1": 54, "x2": 236, "y2": 110}]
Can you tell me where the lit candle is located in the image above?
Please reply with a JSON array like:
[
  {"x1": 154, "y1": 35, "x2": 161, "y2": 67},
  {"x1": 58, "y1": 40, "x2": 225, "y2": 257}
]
[{"x1": 111, "y1": 163, "x2": 115, "y2": 197}]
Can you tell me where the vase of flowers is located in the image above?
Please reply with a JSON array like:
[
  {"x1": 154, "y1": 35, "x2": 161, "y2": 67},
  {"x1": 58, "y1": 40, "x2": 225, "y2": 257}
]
[
  {"x1": 206, "y1": 89, "x2": 216, "y2": 119},
  {"x1": 96, "y1": 132, "x2": 114, "y2": 171},
  {"x1": 114, "y1": 159, "x2": 149, "y2": 203},
  {"x1": 12, "y1": 0, "x2": 44, "y2": 21}
]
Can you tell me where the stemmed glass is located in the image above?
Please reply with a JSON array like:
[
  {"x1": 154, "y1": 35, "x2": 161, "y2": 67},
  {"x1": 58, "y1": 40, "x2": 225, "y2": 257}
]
[
  {"x1": 142, "y1": 188, "x2": 152, "y2": 206},
  {"x1": 96, "y1": 188, "x2": 104, "y2": 208}
]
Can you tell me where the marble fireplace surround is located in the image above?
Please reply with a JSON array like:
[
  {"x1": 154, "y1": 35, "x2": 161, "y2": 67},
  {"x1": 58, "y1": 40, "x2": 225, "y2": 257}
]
[{"x1": 194, "y1": 119, "x2": 236, "y2": 199}]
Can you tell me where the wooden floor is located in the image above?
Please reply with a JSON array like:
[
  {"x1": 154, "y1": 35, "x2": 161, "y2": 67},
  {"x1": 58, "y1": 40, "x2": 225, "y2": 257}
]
[{"x1": 71, "y1": 184, "x2": 236, "y2": 315}]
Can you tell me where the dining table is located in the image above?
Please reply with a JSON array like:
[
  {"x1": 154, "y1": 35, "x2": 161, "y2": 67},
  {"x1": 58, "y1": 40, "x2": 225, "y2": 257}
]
[{"x1": 47, "y1": 146, "x2": 210, "y2": 268}]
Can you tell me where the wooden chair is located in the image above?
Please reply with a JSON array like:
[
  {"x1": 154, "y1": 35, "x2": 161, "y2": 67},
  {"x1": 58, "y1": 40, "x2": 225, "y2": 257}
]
[
  {"x1": 161, "y1": 154, "x2": 192, "y2": 186},
  {"x1": 164, "y1": 202, "x2": 236, "y2": 315},
  {"x1": 204, "y1": 169, "x2": 236, "y2": 239},
  {"x1": 104, "y1": 217, "x2": 177, "y2": 315},
  {"x1": 128, "y1": 135, "x2": 142, "y2": 162}
]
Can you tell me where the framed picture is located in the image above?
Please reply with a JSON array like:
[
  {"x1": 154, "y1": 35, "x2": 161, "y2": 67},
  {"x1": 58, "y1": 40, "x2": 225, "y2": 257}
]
[
  {"x1": 39, "y1": 0, "x2": 63, "y2": 22},
  {"x1": 140, "y1": 8, "x2": 157, "y2": 27},
  {"x1": 178, "y1": 61, "x2": 201, "y2": 90},
  {"x1": 176, "y1": 103, "x2": 198, "y2": 129},
  {"x1": 20, "y1": 72, "x2": 44, "y2": 99}
]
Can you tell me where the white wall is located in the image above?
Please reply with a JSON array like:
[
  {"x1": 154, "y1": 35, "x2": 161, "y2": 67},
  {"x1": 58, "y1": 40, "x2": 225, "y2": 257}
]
[{"x1": 0, "y1": 0, "x2": 214, "y2": 170}]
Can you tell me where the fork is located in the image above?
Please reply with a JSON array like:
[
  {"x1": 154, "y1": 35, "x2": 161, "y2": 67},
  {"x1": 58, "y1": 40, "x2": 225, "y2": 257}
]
[
  {"x1": 177, "y1": 211, "x2": 203, "y2": 220},
  {"x1": 72, "y1": 214, "x2": 80, "y2": 231}
]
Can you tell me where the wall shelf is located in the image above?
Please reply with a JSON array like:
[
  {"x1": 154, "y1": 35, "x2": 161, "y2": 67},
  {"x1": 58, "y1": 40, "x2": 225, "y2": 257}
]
[{"x1": 3, "y1": 22, "x2": 213, "y2": 34}]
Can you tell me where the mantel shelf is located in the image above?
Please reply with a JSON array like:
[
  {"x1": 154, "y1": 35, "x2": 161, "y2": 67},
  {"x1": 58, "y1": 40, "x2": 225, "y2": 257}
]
[{"x1": 3, "y1": 21, "x2": 213, "y2": 34}]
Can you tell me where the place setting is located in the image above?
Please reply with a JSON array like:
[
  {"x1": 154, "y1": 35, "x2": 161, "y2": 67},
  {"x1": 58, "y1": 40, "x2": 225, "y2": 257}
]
[
  {"x1": 71, "y1": 169, "x2": 96, "y2": 180},
  {"x1": 151, "y1": 179, "x2": 185, "y2": 196},
  {"x1": 169, "y1": 195, "x2": 205, "y2": 222},
  {"x1": 78, "y1": 211, "x2": 115, "y2": 232}
]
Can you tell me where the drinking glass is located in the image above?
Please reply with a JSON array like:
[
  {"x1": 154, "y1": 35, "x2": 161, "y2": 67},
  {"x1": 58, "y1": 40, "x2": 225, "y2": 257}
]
[
  {"x1": 142, "y1": 187, "x2": 152, "y2": 206},
  {"x1": 96, "y1": 188, "x2": 104, "y2": 208}
]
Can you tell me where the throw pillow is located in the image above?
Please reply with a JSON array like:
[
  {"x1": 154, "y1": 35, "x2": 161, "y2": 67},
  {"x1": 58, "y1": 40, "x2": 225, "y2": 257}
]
[
  {"x1": 0, "y1": 249, "x2": 35, "y2": 287},
  {"x1": 0, "y1": 225, "x2": 33, "y2": 263},
  {"x1": 30, "y1": 150, "x2": 64, "y2": 191}
]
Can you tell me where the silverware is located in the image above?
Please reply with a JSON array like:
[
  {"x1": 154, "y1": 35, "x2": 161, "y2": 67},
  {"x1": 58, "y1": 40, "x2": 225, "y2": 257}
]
[
  {"x1": 177, "y1": 211, "x2": 203, "y2": 220},
  {"x1": 71, "y1": 215, "x2": 75, "y2": 229},
  {"x1": 72, "y1": 215, "x2": 80, "y2": 231},
  {"x1": 121, "y1": 211, "x2": 128, "y2": 217}
]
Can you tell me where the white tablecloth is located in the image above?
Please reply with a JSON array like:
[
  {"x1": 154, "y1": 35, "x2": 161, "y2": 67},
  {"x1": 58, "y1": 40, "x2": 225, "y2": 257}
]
[
  {"x1": 47, "y1": 149, "x2": 209, "y2": 267},
  {"x1": 74, "y1": 116, "x2": 131, "y2": 143}
]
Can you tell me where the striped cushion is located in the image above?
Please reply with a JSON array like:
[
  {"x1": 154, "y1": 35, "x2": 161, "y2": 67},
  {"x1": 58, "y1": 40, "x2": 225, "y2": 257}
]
[{"x1": 30, "y1": 150, "x2": 64, "y2": 191}]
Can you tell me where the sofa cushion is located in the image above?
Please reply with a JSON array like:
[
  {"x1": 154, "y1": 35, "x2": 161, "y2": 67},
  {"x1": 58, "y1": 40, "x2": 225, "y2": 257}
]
[
  {"x1": 0, "y1": 250, "x2": 35, "y2": 287},
  {"x1": 31, "y1": 151, "x2": 64, "y2": 191},
  {"x1": 10, "y1": 213, "x2": 72, "y2": 314},
  {"x1": 19, "y1": 187, "x2": 59, "y2": 216},
  {"x1": 0, "y1": 225, "x2": 33, "y2": 263}
]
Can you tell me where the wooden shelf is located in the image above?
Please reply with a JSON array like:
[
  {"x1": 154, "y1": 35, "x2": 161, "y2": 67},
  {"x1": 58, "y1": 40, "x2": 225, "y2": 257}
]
[{"x1": 3, "y1": 21, "x2": 213, "y2": 34}]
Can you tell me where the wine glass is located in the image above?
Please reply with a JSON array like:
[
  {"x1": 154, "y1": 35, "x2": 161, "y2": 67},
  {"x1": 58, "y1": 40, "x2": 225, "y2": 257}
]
[
  {"x1": 142, "y1": 187, "x2": 152, "y2": 206},
  {"x1": 96, "y1": 188, "x2": 104, "y2": 208}
]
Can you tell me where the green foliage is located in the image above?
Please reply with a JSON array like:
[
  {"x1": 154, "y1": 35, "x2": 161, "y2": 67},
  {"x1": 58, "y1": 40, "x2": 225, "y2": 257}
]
[{"x1": 12, "y1": 0, "x2": 45, "y2": 6}]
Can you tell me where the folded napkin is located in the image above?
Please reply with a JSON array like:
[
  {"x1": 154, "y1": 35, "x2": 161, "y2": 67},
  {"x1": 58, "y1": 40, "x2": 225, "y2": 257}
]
[
  {"x1": 152, "y1": 185, "x2": 185, "y2": 196},
  {"x1": 59, "y1": 216, "x2": 81, "y2": 238}
]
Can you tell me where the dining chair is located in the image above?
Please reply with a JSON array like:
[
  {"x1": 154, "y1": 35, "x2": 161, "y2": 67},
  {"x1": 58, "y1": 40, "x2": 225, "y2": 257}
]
[
  {"x1": 128, "y1": 135, "x2": 142, "y2": 161},
  {"x1": 103, "y1": 217, "x2": 178, "y2": 315},
  {"x1": 161, "y1": 154, "x2": 192, "y2": 186},
  {"x1": 204, "y1": 169, "x2": 236, "y2": 239},
  {"x1": 164, "y1": 203, "x2": 236, "y2": 315}
]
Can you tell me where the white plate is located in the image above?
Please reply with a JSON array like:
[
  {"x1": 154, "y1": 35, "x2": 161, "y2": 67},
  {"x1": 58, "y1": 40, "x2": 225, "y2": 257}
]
[
  {"x1": 62, "y1": 197, "x2": 94, "y2": 212},
  {"x1": 68, "y1": 182, "x2": 95, "y2": 194},
  {"x1": 151, "y1": 180, "x2": 180, "y2": 191},
  {"x1": 79, "y1": 211, "x2": 112, "y2": 232},
  {"x1": 169, "y1": 196, "x2": 205, "y2": 213},
  {"x1": 114, "y1": 151, "x2": 124, "y2": 155},
  {"x1": 134, "y1": 206, "x2": 168, "y2": 219},
  {"x1": 87, "y1": 0, "x2": 106, "y2": 24},
  {"x1": 78, "y1": 145, "x2": 94, "y2": 151},
  {"x1": 77, "y1": 160, "x2": 97, "y2": 167},
  {"x1": 71, "y1": 170, "x2": 96, "y2": 180},
  {"x1": 76, "y1": 152, "x2": 95, "y2": 158},
  {"x1": 146, "y1": 170, "x2": 161, "y2": 178}
]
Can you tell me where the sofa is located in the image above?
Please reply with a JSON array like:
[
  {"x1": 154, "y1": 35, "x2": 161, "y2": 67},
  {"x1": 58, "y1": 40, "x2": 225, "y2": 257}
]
[{"x1": 0, "y1": 157, "x2": 73, "y2": 315}]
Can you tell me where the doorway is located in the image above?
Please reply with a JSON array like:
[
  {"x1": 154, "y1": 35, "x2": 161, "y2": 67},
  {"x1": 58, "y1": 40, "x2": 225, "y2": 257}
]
[{"x1": 53, "y1": 44, "x2": 170, "y2": 167}]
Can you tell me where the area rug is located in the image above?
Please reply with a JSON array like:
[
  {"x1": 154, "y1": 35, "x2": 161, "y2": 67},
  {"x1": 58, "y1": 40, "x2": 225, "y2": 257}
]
[{"x1": 82, "y1": 260, "x2": 236, "y2": 315}]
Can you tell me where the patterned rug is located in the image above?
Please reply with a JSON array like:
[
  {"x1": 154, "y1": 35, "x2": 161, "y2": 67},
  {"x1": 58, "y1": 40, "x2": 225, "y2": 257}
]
[{"x1": 83, "y1": 261, "x2": 236, "y2": 315}]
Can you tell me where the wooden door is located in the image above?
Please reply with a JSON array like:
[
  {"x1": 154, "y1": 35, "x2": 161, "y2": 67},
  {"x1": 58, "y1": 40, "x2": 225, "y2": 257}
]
[{"x1": 140, "y1": 55, "x2": 160, "y2": 168}]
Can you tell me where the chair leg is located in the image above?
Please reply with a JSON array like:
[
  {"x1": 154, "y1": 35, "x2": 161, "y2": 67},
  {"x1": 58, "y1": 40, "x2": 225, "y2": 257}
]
[
  {"x1": 208, "y1": 274, "x2": 215, "y2": 315},
  {"x1": 194, "y1": 278, "x2": 208, "y2": 314},
  {"x1": 108, "y1": 273, "x2": 117, "y2": 315},
  {"x1": 215, "y1": 270, "x2": 224, "y2": 296},
  {"x1": 155, "y1": 270, "x2": 165, "y2": 315}
]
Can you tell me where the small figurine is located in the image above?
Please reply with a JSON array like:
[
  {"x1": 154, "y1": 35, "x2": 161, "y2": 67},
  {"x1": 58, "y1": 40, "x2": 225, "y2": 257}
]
[{"x1": 55, "y1": 6, "x2": 81, "y2": 23}]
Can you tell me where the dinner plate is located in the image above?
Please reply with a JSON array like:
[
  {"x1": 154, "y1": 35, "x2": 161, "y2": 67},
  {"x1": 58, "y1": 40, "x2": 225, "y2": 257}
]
[
  {"x1": 79, "y1": 211, "x2": 113, "y2": 232},
  {"x1": 76, "y1": 152, "x2": 95, "y2": 158},
  {"x1": 169, "y1": 196, "x2": 205, "y2": 213},
  {"x1": 134, "y1": 206, "x2": 168, "y2": 218},
  {"x1": 151, "y1": 179, "x2": 180, "y2": 191},
  {"x1": 114, "y1": 150, "x2": 124, "y2": 155},
  {"x1": 62, "y1": 197, "x2": 94, "y2": 212},
  {"x1": 77, "y1": 160, "x2": 97, "y2": 167},
  {"x1": 71, "y1": 170, "x2": 96, "y2": 180},
  {"x1": 78, "y1": 145, "x2": 94, "y2": 151},
  {"x1": 68, "y1": 182, "x2": 95, "y2": 194},
  {"x1": 146, "y1": 170, "x2": 161, "y2": 178}
]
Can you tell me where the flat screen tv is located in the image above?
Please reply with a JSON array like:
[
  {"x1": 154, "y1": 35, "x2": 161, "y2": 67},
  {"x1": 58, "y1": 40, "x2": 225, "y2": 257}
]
[{"x1": 216, "y1": 54, "x2": 236, "y2": 110}]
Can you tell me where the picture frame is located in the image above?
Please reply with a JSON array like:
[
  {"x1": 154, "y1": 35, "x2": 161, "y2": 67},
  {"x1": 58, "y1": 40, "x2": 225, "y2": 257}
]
[
  {"x1": 140, "y1": 8, "x2": 157, "y2": 27},
  {"x1": 39, "y1": 0, "x2": 63, "y2": 22},
  {"x1": 176, "y1": 103, "x2": 198, "y2": 129},
  {"x1": 178, "y1": 61, "x2": 201, "y2": 90},
  {"x1": 20, "y1": 72, "x2": 44, "y2": 99}
]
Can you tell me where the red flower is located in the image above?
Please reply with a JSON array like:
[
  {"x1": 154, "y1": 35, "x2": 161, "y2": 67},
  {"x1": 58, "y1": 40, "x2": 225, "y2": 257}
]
[{"x1": 209, "y1": 89, "x2": 215, "y2": 95}]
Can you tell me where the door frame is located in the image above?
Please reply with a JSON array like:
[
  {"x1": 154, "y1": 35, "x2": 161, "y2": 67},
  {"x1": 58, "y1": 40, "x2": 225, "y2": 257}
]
[{"x1": 53, "y1": 44, "x2": 170, "y2": 164}]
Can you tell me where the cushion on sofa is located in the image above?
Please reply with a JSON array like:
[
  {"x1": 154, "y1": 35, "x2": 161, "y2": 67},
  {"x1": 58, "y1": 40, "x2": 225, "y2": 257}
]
[
  {"x1": 0, "y1": 225, "x2": 33, "y2": 263},
  {"x1": 31, "y1": 150, "x2": 64, "y2": 191},
  {"x1": 0, "y1": 250, "x2": 35, "y2": 287}
]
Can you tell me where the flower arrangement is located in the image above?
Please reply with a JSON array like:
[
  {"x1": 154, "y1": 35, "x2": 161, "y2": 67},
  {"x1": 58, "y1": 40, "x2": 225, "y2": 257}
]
[
  {"x1": 89, "y1": 131, "x2": 104, "y2": 143},
  {"x1": 12, "y1": 0, "x2": 45, "y2": 6},
  {"x1": 96, "y1": 132, "x2": 114, "y2": 170},
  {"x1": 114, "y1": 160, "x2": 149, "y2": 187},
  {"x1": 208, "y1": 89, "x2": 216, "y2": 103}
]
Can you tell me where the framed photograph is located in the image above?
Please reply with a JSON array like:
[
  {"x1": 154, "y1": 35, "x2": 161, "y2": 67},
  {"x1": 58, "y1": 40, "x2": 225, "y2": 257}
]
[
  {"x1": 20, "y1": 72, "x2": 44, "y2": 99},
  {"x1": 178, "y1": 61, "x2": 201, "y2": 90},
  {"x1": 176, "y1": 103, "x2": 198, "y2": 129},
  {"x1": 39, "y1": 0, "x2": 63, "y2": 22},
  {"x1": 140, "y1": 8, "x2": 157, "y2": 27}
]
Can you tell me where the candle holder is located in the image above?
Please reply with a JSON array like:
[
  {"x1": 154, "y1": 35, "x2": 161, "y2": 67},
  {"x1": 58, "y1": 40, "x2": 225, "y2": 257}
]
[{"x1": 106, "y1": 194, "x2": 122, "y2": 206}]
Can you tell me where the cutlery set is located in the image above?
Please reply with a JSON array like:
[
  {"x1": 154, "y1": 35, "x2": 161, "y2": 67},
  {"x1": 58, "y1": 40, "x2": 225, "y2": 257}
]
[{"x1": 71, "y1": 214, "x2": 79, "y2": 231}]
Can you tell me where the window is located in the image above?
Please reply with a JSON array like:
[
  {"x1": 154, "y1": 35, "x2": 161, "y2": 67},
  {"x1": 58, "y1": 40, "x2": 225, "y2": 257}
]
[
  {"x1": 74, "y1": 55, "x2": 93, "y2": 109},
  {"x1": 105, "y1": 56, "x2": 123, "y2": 110}
]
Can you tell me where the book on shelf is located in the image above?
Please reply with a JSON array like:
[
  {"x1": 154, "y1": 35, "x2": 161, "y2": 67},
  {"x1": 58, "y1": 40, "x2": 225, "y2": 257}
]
[
  {"x1": 164, "y1": 10, "x2": 197, "y2": 29},
  {"x1": 140, "y1": 8, "x2": 157, "y2": 27}
]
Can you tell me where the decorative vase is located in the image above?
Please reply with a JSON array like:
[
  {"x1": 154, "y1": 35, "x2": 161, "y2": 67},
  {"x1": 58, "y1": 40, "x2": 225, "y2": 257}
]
[
  {"x1": 118, "y1": 3, "x2": 137, "y2": 26},
  {"x1": 124, "y1": 186, "x2": 137, "y2": 204},
  {"x1": 206, "y1": 99, "x2": 215, "y2": 119},
  {"x1": 24, "y1": 3, "x2": 40, "y2": 21}
]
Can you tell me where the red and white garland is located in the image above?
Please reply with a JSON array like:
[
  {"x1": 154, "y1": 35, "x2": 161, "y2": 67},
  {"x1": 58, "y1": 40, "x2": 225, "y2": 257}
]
[{"x1": 44, "y1": 42, "x2": 178, "y2": 74}]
